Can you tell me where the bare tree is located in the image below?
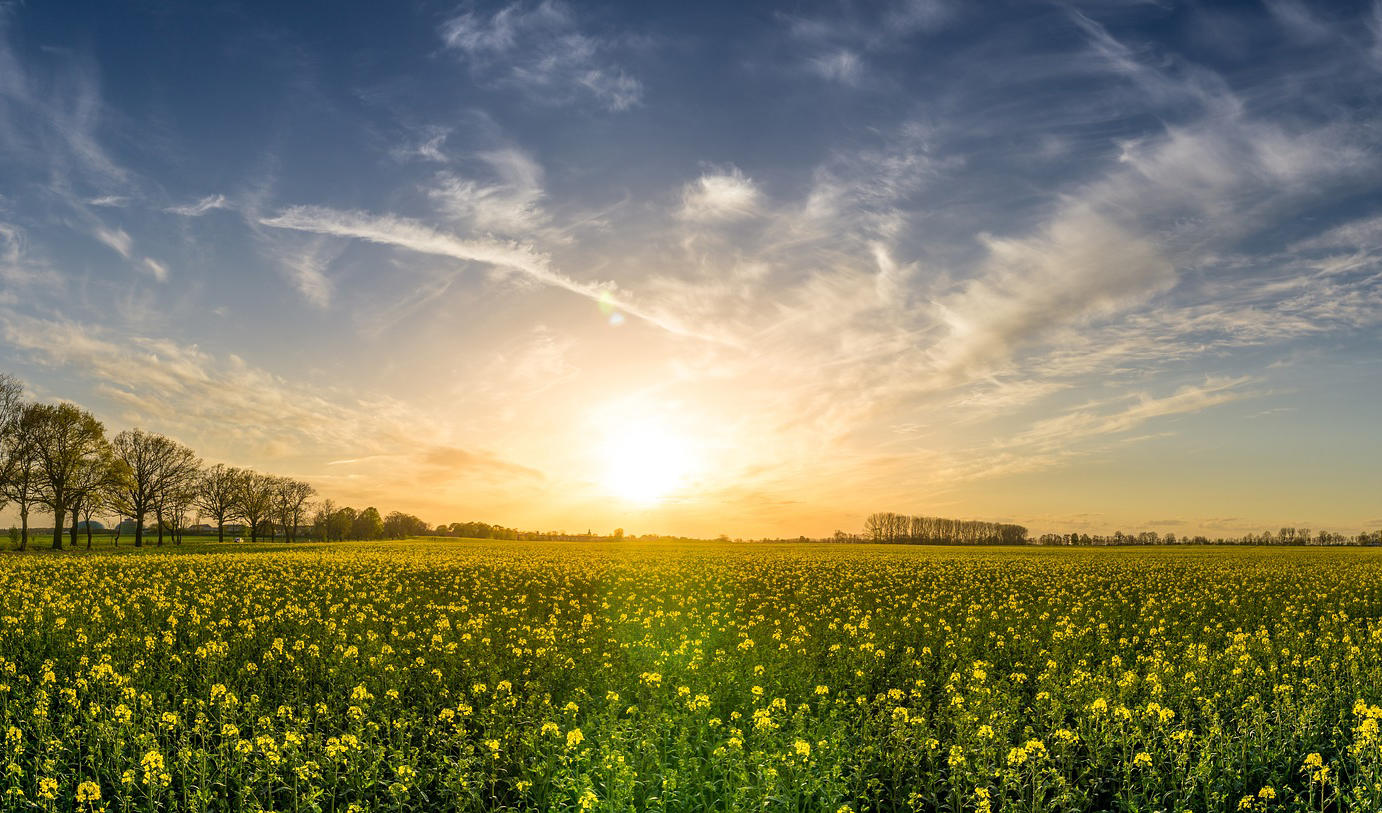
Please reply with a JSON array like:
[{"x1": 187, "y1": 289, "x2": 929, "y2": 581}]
[
  {"x1": 289, "y1": 481, "x2": 316, "y2": 542},
  {"x1": 195, "y1": 463, "x2": 243, "y2": 543},
  {"x1": 110, "y1": 429, "x2": 197, "y2": 549},
  {"x1": 25, "y1": 403, "x2": 108, "y2": 550},
  {"x1": 0, "y1": 373, "x2": 21, "y2": 455},
  {"x1": 79, "y1": 482, "x2": 111, "y2": 550},
  {"x1": 274, "y1": 477, "x2": 316, "y2": 543},
  {"x1": 151, "y1": 444, "x2": 200, "y2": 546},
  {"x1": 164, "y1": 474, "x2": 199, "y2": 545},
  {"x1": 0, "y1": 434, "x2": 40, "y2": 550},
  {"x1": 235, "y1": 470, "x2": 275, "y2": 543},
  {"x1": 0, "y1": 376, "x2": 37, "y2": 550},
  {"x1": 66, "y1": 447, "x2": 116, "y2": 549},
  {"x1": 312, "y1": 498, "x2": 337, "y2": 541},
  {"x1": 81, "y1": 454, "x2": 128, "y2": 550}
]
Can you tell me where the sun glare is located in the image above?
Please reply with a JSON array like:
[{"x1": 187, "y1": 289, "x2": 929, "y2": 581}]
[{"x1": 601, "y1": 420, "x2": 696, "y2": 504}]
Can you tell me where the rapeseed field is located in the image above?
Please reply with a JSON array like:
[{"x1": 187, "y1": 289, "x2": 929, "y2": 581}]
[{"x1": 2, "y1": 541, "x2": 1381, "y2": 812}]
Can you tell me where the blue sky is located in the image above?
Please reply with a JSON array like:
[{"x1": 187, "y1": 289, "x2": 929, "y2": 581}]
[{"x1": 1, "y1": 0, "x2": 1380, "y2": 537}]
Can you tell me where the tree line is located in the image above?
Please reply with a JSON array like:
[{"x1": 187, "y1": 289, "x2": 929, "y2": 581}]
[
  {"x1": 861, "y1": 512, "x2": 1030, "y2": 545},
  {"x1": 0, "y1": 373, "x2": 428, "y2": 550},
  {"x1": 310, "y1": 501, "x2": 431, "y2": 542},
  {"x1": 840, "y1": 509, "x2": 1381, "y2": 547},
  {"x1": 427, "y1": 524, "x2": 644, "y2": 542},
  {"x1": 1031, "y1": 528, "x2": 1382, "y2": 546}
]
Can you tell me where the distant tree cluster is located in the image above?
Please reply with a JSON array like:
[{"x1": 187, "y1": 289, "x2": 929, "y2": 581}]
[
  {"x1": 841, "y1": 518, "x2": 1382, "y2": 548},
  {"x1": 429, "y1": 523, "x2": 642, "y2": 542},
  {"x1": 432, "y1": 521, "x2": 522, "y2": 540},
  {"x1": 0, "y1": 372, "x2": 432, "y2": 550},
  {"x1": 1034, "y1": 527, "x2": 1381, "y2": 546},
  {"x1": 862, "y1": 512, "x2": 1029, "y2": 545},
  {"x1": 309, "y1": 500, "x2": 429, "y2": 541}
]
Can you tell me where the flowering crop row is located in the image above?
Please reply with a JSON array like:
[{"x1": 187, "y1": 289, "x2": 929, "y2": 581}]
[{"x1": 1, "y1": 541, "x2": 1380, "y2": 811}]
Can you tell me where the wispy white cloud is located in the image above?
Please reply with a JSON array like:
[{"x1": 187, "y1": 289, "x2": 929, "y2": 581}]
[
  {"x1": 783, "y1": 0, "x2": 950, "y2": 85},
  {"x1": 1263, "y1": 0, "x2": 1335, "y2": 42},
  {"x1": 1290, "y1": 212, "x2": 1382, "y2": 252},
  {"x1": 0, "y1": 222, "x2": 62, "y2": 291},
  {"x1": 141, "y1": 257, "x2": 169, "y2": 282},
  {"x1": 0, "y1": 15, "x2": 129, "y2": 189},
  {"x1": 0, "y1": 308, "x2": 542, "y2": 491},
  {"x1": 1009, "y1": 377, "x2": 1256, "y2": 451},
  {"x1": 258, "y1": 205, "x2": 729, "y2": 343},
  {"x1": 390, "y1": 126, "x2": 450, "y2": 163},
  {"x1": 482, "y1": 325, "x2": 579, "y2": 396},
  {"x1": 165, "y1": 194, "x2": 228, "y2": 217},
  {"x1": 678, "y1": 167, "x2": 762, "y2": 222},
  {"x1": 1369, "y1": 0, "x2": 1382, "y2": 67},
  {"x1": 790, "y1": 122, "x2": 950, "y2": 240},
  {"x1": 261, "y1": 205, "x2": 548, "y2": 275},
  {"x1": 440, "y1": 0, "x2": 642, "y2": 110},
  {"x1": 277, "y1": 240, "x2": 333, "y2": 309},
  {"x1": 1067, "y1": 9, "x2": 1238, "y2": 115},
  {"x1": 429, "y1": 148, "x2": 547, "y2": 234},
  {"x1": 808, "y1": 50, "x2": 863, "y2": 84},
  {"x1": 913, "y1": 378, "x2": 1257, "y2": 489},
  {"x1": 92, "y1": 225, "x2": 132, "y2": 258},
  {"x1": 930, "y1": 208, "x2": 1176, "y2": 377}
]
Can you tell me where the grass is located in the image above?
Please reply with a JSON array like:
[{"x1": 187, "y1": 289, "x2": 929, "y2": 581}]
[{"x1": 1, "y1": 539, "x2": 1381, "y2": 811}]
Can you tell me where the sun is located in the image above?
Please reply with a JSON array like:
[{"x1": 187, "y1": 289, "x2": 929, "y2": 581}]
[{"x1": 601, "y1": 420, "x2": 696, "y2": 504}]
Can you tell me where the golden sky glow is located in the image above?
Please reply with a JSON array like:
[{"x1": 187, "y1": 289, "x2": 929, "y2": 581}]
[{"x1": 1, "y1": 2, "x2": 1381, "y2": 538}]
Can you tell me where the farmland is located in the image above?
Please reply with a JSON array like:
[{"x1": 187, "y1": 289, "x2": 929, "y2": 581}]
[{"x1": 2, "y1": 541, "x2": 1382, "y2": 811}]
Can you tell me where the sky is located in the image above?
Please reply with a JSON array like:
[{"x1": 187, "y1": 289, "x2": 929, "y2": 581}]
[{"x1": 1, "y1": 0, "x2": 1381, "y2": 539}]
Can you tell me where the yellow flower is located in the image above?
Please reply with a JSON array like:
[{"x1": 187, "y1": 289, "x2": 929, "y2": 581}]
[
  {"x1": 141, "y1": 750, "x2": 170, "y2": 787},
  {"x1": 974, "y1": 787, "x2": 992, "y2": 813},
  {"x1": 76, "y1": 781, "x2": 101, "y2": 802}
]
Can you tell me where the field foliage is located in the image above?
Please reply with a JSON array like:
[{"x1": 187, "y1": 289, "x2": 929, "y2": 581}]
[{"x1": 2, "y1": 541, "x2": 1381, "y2": 811}]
